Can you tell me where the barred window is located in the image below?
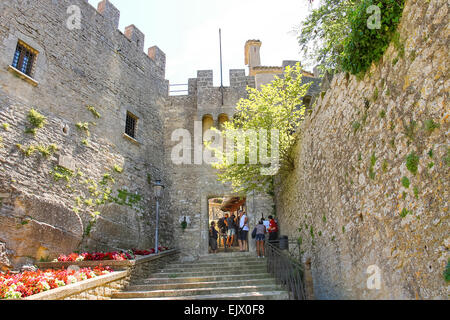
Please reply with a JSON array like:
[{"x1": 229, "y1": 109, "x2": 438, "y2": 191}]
[
  {"x1": 125, "y1": 112, "x2": 138, "y2": 139},
  {"x1": 12, "y1": 41, "x2": 38, "y2": 77}
]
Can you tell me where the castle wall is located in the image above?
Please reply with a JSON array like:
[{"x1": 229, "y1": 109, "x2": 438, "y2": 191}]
[
  {"x1": 164, "y1": 70, "x2": 273, "y2": 260},
  {"x1": 274, "y1": 0, "x2": 448, "y2": 299},
  {"x1": 0, "y1": 0, "x2": 171, "y2": 268}
]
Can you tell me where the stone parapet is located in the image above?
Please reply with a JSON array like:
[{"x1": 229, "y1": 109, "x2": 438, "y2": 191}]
[{"x1": 26, "y1": 249, "x2": 180, "y2": 300}]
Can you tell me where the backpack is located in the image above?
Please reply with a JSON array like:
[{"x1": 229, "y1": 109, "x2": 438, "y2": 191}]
[
  {"x1": 218, "y1": 218, "x2": 226, "y2": 230},
  {"x1": 251, "y1": 228, "x2": 257, "y2": 239}
]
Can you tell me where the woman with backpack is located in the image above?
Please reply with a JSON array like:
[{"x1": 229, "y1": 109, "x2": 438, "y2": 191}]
[{"x1": 253, "y1": 220, "x2": 267, "y2": 258}]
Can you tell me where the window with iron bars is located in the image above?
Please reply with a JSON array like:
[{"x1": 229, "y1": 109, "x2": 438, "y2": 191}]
[
  {"x1": 125, "y1": 112, "x2": 138, "y2": 139},
  {"x1": 12, "y1": 41, "x2": 38, "y2": 77}
]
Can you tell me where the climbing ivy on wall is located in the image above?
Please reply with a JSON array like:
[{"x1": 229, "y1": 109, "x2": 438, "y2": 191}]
[
  {"x1": 340, "y1": 0, "x2": 405, "y2": 76},
  {"x1": 6, "y1": 106, "x2": 146, "y2": 242},
  {"x1": 298, "y1": 0, "x2": 405, "y2": 75}
]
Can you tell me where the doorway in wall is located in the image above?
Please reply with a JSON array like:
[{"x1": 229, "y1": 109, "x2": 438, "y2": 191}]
[{"x1": 208, "y1": 197, "x2": 247, "y2": 253}]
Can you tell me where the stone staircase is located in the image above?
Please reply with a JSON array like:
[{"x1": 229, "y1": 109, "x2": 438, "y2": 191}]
[{"x1": 112, "y1": 252, "x2": 289, "y2": 300}]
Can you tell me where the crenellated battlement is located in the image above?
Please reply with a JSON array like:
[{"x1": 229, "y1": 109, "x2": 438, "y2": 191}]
[
  {"x1": 187, "y1": 69, "x2": 255, "y2": 91},
  {"x1": 76, "y1": 0, "x2": 166, "y2": 76},
  {"x1": 97, "y1": 0, "x2": 120, "y2": 30}
]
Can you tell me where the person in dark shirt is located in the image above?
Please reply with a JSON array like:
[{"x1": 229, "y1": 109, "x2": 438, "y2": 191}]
[
  {"x1": 218, "y1": 213, "x2": 228, "y2": 248},
  {"x1": 209, "y1": 221, "x2": 218, "y2": 254},
  {"x1": 225, "y1": 213, "x2": 236, "y2": 248}
]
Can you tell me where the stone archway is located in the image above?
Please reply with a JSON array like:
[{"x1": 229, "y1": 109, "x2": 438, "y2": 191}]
[{"x1": 199, "y1": 191, "x2": 261, "y2": 256}]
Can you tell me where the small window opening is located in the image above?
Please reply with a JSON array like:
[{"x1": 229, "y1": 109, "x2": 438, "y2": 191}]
[
  {"x1": 12, "y1": 41, "x2": 38, "y2": 77},
  {"x1": 125, "y1": 112, "x2": 138, "y2": 139}
]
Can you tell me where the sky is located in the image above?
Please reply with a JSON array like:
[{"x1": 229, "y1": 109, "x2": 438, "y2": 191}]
[{"x1": 87, "y1": 0, "x2": 318, "y2": 89}]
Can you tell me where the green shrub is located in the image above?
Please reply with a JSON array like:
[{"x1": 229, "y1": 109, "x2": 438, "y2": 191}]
[
  {"x1": 87, "y1": 106, "x2": 101, "y2": 119},
  {"x1": 400, "y1": 208, "x2": 411, "y2": 218},
  {"x1": 401, "y1": 177, "x2": 410, "y2": 189},
  {"x1": 27, "y1": 108, "x2": 46, "y2": 129},
  {"x1": 50, "y1": 166, "x2": 74, "y2": 183},
  {"x1": 406, "y1": 152, "x2": 419, "y2": 175},
  {"x1": 37, "y1": 144, "x2": 58, "y2": 158},
  {"x1": 445, "y1": 259, "x2": 450, "y2": 283},
  {"x1": 424, "y1": 119, "x2": 440, "y2": 133},
  {"x1": 76, "y1": 122, "x2": 90, "y2": 136},
  {"x1": 444, "y1": 148, "x2": 450, "y2": 167},
  {"x1": 340, "y1": 0, "x2": 405, "y2": 75},
  {"x1": 352, "y1": 121, "x2": 361, "y2": 134},
  {"x1": 369, "y1": 152, "x2": 377, "y2": 180},
  {"x1": 413, "y1": 186, "x2": 419, "y2": 199},
  {"x1": 113, "y1": 165, "x2": 124, "y2": 174},
  {"x1": 26, "y1": 108, "x2": 47, "y2": 135},
  {"x1": 382, "y1": 160, "x2": 389, "y2": 173},
  {"x1": 403, "y1": 120, "x2": 417, "y2": 141}
]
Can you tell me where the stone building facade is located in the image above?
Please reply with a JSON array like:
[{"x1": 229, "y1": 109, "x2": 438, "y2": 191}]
[{"x1": 0, "y1": 0, "x2": 170, "y2": 269}]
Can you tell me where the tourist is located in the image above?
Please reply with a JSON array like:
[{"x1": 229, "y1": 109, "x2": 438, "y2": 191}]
[
  {"x1": 209, "y1": 221, "x2": 218, "y2": 254},
  {"x1": 238, "y1": 210, "x2": 249, "y2": 252},
  {"x1": 268, "y1": 215, "x2": 279, "y2": 243},
  {"x1": 232, "y1": 213, "x2": 239, "y2": 246},
  {"x1": 225, "y1": 213, "x2": 236, "y2": 248},
  {"x1": 218, "y1": 213, "x2": 228, "y2": 248},
  {"x1": 255, "y1": 220, "x2": 267, "y2": 258},
  {"x1": 262, "y1": 217, "x2": 270, "y2": 231}
]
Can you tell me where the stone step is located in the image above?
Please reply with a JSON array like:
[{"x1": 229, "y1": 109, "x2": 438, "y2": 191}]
[
  {"x1": 138, "y1": 273, "x2": 273, "y2": 285},
  {"x1": 196, "y1": 253, "x2": 256, "y2": 260},
  {"x1": 125, "y1": 278, "x2": 277, "y2": 291},
  {"x1": 158, "y1": 265, "x2": 267, "y2": 275},
  {"x1": 115, "y1": 290, "x2": 290, "y2": 300},
  {"x1": 167, "y1": 261, "x2": 266, "y2": 270},
  {"x1": 113, "y1": 284, "x2": 282, "y2": 299},
  {"x1": 150, "y1": 269, "x2": 269, "y2": 278}
]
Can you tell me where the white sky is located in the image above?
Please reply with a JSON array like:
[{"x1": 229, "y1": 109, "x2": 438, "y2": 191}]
[{"x1": 87, "y1": 0, "x2": 318, "y2": 88}]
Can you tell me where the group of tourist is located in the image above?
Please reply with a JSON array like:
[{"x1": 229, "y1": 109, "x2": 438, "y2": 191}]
[{"x1": 209, "y1": 212, "x2": 279, "y2": 258}]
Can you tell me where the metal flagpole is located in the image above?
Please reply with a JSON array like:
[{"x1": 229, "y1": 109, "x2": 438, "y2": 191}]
[{"x1": 219, "y1": 28, "x2": 224, "y2": 106}]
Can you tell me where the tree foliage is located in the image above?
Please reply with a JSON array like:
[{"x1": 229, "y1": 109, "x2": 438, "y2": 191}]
[
  {"x1": 299, "y1": 0, "x2": 405, "y2": 76},
  {"x1": 298, "y1": 0, "x2": 357, "y2": 74},
  {"x1": 340, "y1": 0, "x2": 405, "y2": 75},
  {"x1": 207, "y1": 63, "x2": 311, "y2": 194}
]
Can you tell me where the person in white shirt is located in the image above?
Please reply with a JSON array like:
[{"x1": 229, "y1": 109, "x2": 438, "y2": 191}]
[
  {"x1": 238, "y1": 210, "x2": 249, "y2": 252},
  {"x1": 262, "y1": 218, "x2": 270, "y2": 230}
]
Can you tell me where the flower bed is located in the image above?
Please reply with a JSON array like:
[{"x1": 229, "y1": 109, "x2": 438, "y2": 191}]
[
  {"x1": 0, "y1": 266, "x2": 112, "y2": 300},
  {"x1": 54, "y1": 247, "x2": 170, "y2": 262}
]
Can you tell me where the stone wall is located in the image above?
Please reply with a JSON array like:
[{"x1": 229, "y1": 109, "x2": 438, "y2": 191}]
[
  {"x1": 275, "y1": 0, "x2": 448, "y2": 300},
  {"x1": 0, "y1": 0, "x2": 171, "y2": 269}
]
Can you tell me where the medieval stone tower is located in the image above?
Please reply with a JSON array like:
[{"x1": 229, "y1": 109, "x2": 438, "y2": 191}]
[{"x1": 0, "y1": 0, "x2": 169, "y2": 269}]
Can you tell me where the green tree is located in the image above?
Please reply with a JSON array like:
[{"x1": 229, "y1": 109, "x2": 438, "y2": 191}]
[
  {"x1": 299, "y1": 0, "x2": 405, "y2": 76},
  {"x1": 207, "y1": 63, "x2": 311, "y2": 194},
  {"x1": 298, "y1": 0, "x2": 358, "y2": 74},
  {"x1": 340, "y1": 0, "x2": 405, "y2": 75}
]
